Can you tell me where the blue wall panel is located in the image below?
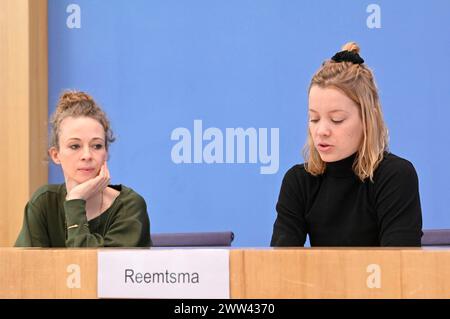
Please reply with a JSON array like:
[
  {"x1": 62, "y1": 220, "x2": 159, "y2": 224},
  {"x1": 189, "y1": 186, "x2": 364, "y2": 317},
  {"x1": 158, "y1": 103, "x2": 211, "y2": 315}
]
[{"x1": 48, "y1": 1, "x2": 450, "y2": 246}]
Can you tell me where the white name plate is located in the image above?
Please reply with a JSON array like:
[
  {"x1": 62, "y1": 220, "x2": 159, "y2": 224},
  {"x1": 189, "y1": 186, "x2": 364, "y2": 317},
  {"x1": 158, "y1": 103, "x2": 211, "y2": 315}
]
[{"x1": 98, "y1": 249, "x2": 230, "y2": 299}]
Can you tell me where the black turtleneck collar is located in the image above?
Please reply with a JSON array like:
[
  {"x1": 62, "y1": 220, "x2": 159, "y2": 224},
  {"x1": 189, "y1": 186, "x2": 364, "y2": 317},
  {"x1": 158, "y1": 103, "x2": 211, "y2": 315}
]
[{"x1": 325, "y1": 152, "x2": 357, "y2": 178}]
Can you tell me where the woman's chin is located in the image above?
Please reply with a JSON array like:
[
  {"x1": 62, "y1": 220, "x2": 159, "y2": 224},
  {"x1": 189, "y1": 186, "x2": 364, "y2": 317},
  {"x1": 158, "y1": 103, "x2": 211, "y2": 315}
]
[
  {"x1": 73, "y1": 174, "x2": 95, "y2": 184},
  {"x1": 319, "y1": 153, "x2": 339, "y2": 162}
]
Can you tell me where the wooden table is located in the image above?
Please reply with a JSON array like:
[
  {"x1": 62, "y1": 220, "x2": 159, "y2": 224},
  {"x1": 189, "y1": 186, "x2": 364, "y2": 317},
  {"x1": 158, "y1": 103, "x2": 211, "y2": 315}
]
[{"x1": 1, "y1": 248, "x2": 449, "y2": 298}]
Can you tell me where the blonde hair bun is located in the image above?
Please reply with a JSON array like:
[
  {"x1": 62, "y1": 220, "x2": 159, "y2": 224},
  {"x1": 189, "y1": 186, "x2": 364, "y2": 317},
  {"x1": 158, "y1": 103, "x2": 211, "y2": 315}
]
[{"x1": 341, "y1": 42, "x2": 360, "y2": 54}]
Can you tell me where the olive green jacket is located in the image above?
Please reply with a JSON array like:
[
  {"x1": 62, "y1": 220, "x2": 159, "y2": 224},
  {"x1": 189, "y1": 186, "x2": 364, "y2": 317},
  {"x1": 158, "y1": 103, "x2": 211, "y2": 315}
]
[{"x1": 15, "y1": 184, "x2": 151, "y2": 247}]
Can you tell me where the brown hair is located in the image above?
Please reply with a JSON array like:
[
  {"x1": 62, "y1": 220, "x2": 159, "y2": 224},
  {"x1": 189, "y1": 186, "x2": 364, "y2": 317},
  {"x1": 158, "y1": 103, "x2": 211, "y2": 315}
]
[
  {"x1": 304, "y1": 42, "x2": 388, "y2": 182},
  {"x1": 49, "y1": 90, "x2": 115, "y2": 150}
]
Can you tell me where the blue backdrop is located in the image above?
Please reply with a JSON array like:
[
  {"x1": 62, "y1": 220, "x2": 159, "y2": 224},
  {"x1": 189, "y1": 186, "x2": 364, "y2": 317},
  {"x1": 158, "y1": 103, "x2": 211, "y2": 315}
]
[{"x1": 48, "y1": 0, "x2": 450, "y2": 246}]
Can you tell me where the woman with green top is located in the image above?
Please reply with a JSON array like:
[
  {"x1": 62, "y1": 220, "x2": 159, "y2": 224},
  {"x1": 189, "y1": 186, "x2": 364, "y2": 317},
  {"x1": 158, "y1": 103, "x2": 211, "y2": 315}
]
[{"x1": 15, "y1": 91, "x2": 151, "y2": 247}]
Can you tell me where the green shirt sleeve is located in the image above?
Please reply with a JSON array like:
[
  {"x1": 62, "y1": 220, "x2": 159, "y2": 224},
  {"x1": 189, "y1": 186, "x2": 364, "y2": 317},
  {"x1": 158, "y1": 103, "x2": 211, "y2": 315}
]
[
  {"x1": 15, "y1": 201, "x2": 50, "y2": 247},
  {"x1": 64, "y1": 193, "x2": 151, "y2": 247}
]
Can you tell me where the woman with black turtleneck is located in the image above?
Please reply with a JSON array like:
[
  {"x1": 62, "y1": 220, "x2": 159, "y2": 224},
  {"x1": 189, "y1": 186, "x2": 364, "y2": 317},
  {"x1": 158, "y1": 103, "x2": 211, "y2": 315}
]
[{"x1": 271, "y1": 42, "x2": 423, "y2": 247}]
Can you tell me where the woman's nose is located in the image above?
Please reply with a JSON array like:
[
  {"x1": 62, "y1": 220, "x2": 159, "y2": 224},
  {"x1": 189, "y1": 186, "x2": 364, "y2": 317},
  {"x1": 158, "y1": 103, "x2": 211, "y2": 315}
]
[
  {"x1": 80, "y1": 146, "x2": 92, "y2": 160},
  {"x1": 315, "y1": 121, "x2": 331, "y2": 137}
]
